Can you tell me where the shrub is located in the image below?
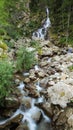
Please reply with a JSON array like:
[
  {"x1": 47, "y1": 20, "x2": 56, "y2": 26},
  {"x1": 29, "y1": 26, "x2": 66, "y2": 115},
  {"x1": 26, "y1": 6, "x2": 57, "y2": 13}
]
[
  {"x1": 16, "y1": 47, "x2": 36, "y2": 72},
  {"x1": 0, "y1": 40, "x2": 8, "y2": 59},
  {"x1": 0, "y1": 60, "x2": 13, "y2": 106},
  {"x1": 30, "y1": 40, "x2": 42, "y2": 55}
]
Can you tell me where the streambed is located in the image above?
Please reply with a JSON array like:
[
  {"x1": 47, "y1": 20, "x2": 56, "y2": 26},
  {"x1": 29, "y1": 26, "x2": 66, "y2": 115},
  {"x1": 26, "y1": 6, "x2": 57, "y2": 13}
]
[{"x1": 0, "y1": 78, "x2": 53, "y2": 130}]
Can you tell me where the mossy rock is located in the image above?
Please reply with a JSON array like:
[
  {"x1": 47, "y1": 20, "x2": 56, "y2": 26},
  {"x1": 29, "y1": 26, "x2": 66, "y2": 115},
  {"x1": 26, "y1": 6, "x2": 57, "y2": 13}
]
[
  {"x1": 0, "y1": 53, "x2": 7, "y2": 58},
  {"x1": 0, "y1": 41, "x2": 8, "y2": 50}
]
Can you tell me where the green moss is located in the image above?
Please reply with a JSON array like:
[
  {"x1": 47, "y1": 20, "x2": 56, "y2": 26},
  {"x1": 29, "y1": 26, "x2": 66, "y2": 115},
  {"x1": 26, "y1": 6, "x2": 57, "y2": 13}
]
[{"x1": 0, "y1": 41, "x2": 8, "y2": 50}]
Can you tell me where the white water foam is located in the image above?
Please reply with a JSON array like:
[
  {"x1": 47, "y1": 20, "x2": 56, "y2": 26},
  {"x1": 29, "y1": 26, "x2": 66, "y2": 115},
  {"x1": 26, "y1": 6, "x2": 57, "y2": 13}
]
[
  {"x1": 34, "y1": 65, "x2": 39, "y2": 71},
  {"x1": 36, "y1": 81, "x2": 43, "y2": 92},
  {"x1": 32, "y1": 8, "x2": 51, "y2": 40},
  {"x1": 23, "y1": 72, "x2": 29, "y2": 77},
  {"x1": 37, "y1": 96, "x2": 44, "y2": 103},
  {"x1": 18, "y1": 82, "x2": 25, "y2": 94},
  {"x1": 0, "y1": 80, "x2": 51, "y2": 130},
  {"x1": 41, "y1": 110, "x2": 51, "y2": 122}
]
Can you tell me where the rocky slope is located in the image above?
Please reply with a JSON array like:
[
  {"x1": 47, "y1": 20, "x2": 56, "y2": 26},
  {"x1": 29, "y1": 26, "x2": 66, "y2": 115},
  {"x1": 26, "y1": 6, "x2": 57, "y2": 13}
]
[{"x1": 0, "y1": 39, "x2": 73, "y2": 130}]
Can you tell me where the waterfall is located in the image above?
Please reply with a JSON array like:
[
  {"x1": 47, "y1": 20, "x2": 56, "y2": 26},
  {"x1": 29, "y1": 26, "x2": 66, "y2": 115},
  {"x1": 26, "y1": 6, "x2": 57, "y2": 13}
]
[{"x1": 32, "y1": 8, "x2": 51, "y2": 40}]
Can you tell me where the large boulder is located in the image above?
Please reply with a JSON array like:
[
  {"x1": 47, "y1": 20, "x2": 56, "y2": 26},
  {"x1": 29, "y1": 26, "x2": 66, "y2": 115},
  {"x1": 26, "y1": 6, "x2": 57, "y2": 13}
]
[{"x1": 47, "y1": 81, "x2": 73, "y2": 108}]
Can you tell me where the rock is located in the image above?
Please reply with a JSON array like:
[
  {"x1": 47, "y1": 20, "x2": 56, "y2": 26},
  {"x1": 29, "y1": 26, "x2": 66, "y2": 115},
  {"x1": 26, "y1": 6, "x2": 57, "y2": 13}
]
[
  {"x1": 40, "y1": 61, "x2": 48, "y2": 67},
  {"x1": 68, "y1": 115, "x2": 73, "y2": 127},
  {"x1": 8, "y1": 49, "x2": 15, "y2": 60},
  {"x1": 64, "y1": 78, "x2": 73, "y2": 85},
  {"x1": 15, "y1": 78, "x2": 21, "y2": 85},
  {"x1": 37, "y1": 119, "x2": 52, "y2": 130},
  {"x1": 24, "y1": 78, "x2": 30, "y2": 83},
  {"x1": 29, "y1": 69, "x2": 36, "y2": 80},
  {"x1": 16, "y1": 124, "x2": 29, "y2": 130},
  {"x1": 38, "y1": 70, "x2": 46, "y2": 78},
  {"x1": 66, "y1": 108, "x2": 73, "y2": 118},
  {"x1": 31, "y1": 109, "x2": 42, "y2": 123},
  {"x1": 42, "y1": 46, "x2": 53, "y2": 56},
  {"x1": 0, "y1": 114, "x2": 23, "y2": 129},
  {"x1": 47, "y1": 82, "x2": 73, "y2": 108},
  {"x1": 21, "y1": 97, "x2": 31, "y2": 109},
  {"x1": 40, "y1": 40, "x2": 51, "y2": 47},
  {"x1": 40, "y1": 78, "x2": 49, "y2": 88},
  {"x1": 56, "y1": 112, "x2": 67, "y2": 125},
  {"x1": 1, "y1": 109, "x2": 14, "y2": 118},
  {"x1": 35, "y1": 102, "x2": 53, "y2": 118},
  {"x1": 48, "y1": 81, "x2": 55, "y2": 86},
  {"x1": 25, "y1": 84, "x2": 39, "y2": 98},
  {"x1": 61, "y1": 73, "x2": 69, "y2": 80},
  {"x1": 5, "y1": 96, "x2": 20, "y2": 109}
]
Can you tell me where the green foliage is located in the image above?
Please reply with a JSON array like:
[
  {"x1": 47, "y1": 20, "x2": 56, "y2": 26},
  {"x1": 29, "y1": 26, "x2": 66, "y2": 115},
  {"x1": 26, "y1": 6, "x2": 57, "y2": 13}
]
[
  {"x1": 30, "y1": 40, "x2": 40, "y2": 48},
  {"x1": 58, "y1": 36, "x2": 73, "y2": 47},
  {"x1": 5, "y1": 41, "x2": 14, "y2": 48},
  {"x1": 68, "y1": 65, "x2": 73, "y2": 71},
  {"x1": 0, "y1": 0, "x2": 9, "y2": 39},
  {"x1": 30, "y1": 40, "x2": 42, "y2": 55},
  {"x1": 0, "y1": 60, "x2": 13, "y2": 106},
  {"x1": 0, "y1": 40, "x2": 8, "y2": 59},
  {"x1": 16, "y1": 47, "x2": 36, "y2": 71},
  {"x1": 0, "y1": 40, "x2": 8, "y2": 50},
  {"x1": 0, "y1": 0, "x2": 30, "y2": 39}
]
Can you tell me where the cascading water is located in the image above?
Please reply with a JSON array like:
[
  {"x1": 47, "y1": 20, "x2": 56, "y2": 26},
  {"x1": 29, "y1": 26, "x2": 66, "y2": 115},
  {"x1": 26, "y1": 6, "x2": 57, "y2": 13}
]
[
  {"x1": 32, "y1": 8, "x2": 51, "y2": 40},
  {"x1": 0, "y1": 80, "x2": 52, "y2": 130}
]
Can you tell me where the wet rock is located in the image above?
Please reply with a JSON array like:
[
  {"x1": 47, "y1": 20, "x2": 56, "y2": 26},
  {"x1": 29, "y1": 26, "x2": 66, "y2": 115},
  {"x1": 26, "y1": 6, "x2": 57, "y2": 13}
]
[
  {"x1": 31, "y1": 109, "x2": 42, "y2": 123},
  {"x1": 37, "y1": 119, "x2": 52, "y2": 130},
  {"x1": 1, "y1": 109, "x2": 14, "y2": 118},
  {"x1": 35, "y1": 102, "x2": 53, "y2": 118},
  {"x1": 40, "y1": 91, "x2": 48, "y2": 99},
  {"x1": 16, "y1": 123, "x2": 29, "y2": 130},
  {"x1": 21, "y1": 97, "x2": 31, "y2": 109},
  {"x1": 0, "y1": 114, "x2": 23, "y2": 129},
  {"x1": 24, "y1": 84, "x2": 39, "y2": 98},
  {"x1": 15, "y1": 79, "x2": 21, "y2": 85},
  {"x1": 5, "y1": 96, "x2": 20, "y2": 109}
]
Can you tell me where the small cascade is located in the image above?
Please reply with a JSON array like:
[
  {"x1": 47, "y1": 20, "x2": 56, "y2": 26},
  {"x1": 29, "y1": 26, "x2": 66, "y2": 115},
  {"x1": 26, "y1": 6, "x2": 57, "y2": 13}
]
[
  {"x1": 0, "y1": 81, "x2": 52, "y2": 130},
  {"x1": 36, "y1": 81, "x2": 43, "y2": 92},
  {"x1": 18, "y1": 82, "x2": 25, "y2": 95},
  {"x1": 32, "y1": 8, "x2": 51, "y2": 40}
]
